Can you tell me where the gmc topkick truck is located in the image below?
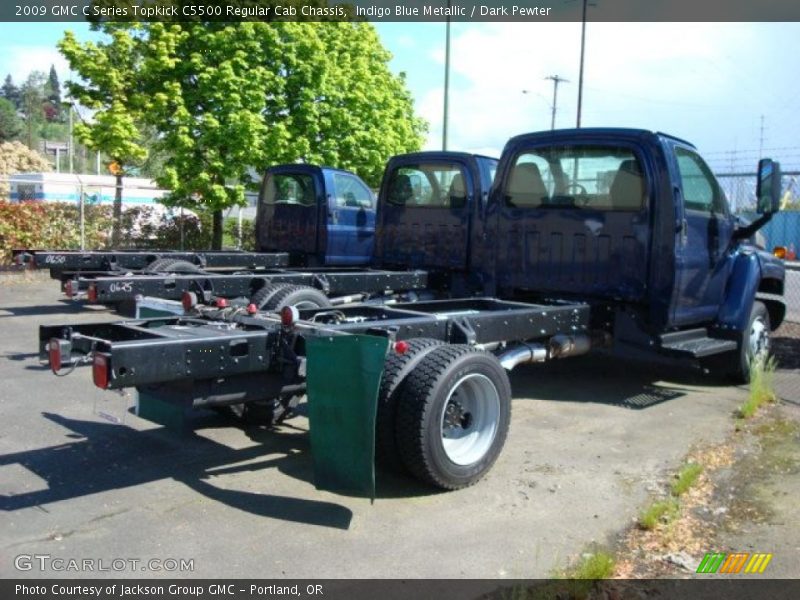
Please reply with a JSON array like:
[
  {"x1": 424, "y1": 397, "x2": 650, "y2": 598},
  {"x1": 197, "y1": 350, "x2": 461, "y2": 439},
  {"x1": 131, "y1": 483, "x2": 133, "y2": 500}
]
[
  {"x1": 14, "y1": 163, "x2": 378, "y2": 279},
  {"x1": 24, "y1": 153, "x2": 496, "y2": 311},
  {"x1": 40, "y1": 129, "x2": 785, "y2": 496}
]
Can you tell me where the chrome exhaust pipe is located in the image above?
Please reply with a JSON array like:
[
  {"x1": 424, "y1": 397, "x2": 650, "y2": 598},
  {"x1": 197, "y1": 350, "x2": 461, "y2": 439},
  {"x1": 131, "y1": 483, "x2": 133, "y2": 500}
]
[
  {"x1": 498, "y1": 343, "x2": 547, "y2": 370},
  {"x1": 548, "y1": 333, "x2": 592, "y2": 359}
]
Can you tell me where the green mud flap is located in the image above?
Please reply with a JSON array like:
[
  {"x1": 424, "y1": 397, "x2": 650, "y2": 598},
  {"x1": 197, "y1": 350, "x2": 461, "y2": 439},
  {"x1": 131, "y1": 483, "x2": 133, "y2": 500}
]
[{"x1": 305, "y1": 334, "x2": 389, "y2": 500}]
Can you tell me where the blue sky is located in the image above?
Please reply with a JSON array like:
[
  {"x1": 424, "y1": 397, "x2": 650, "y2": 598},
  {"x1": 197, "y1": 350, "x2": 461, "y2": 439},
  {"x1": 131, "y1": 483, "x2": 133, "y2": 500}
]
[{"x1": 1, "y1": 21, "x2": 799, "y2": 174}]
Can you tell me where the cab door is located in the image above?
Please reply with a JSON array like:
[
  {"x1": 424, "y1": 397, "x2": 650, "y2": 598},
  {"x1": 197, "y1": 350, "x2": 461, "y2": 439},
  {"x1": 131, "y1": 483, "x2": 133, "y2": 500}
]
[
  {"x1": 256, "y1": 167, "x2": 322, "y2": 261},
  {"x1": 324, "y1": 171, "x2": 376, "y2": 265},
  {"x1": 670, "y1": 144, "x2": 736, "y2": 326},
  {"x1": 376, "y1": 161, "x2": 472, "y2": 270}
]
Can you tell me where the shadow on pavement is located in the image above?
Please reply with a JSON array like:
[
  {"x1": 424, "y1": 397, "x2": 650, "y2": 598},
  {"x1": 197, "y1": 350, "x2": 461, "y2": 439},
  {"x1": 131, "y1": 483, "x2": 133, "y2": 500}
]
[
  {"x1": 0, "y1": 412, "x2": 353, "y2": 530},
  {"x1": 0, "y1": 302, "x2": 93, "y2": 318},
  {"x1": 509, "y1": 352, "x2": 713, "y2": 409}
]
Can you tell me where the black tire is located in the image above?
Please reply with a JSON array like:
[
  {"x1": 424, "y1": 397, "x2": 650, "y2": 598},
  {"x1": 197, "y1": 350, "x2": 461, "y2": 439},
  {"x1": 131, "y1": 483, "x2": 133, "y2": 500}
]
[
  {"x1": 704, "y1": 300, "x2": 772, "y2": 384},
  {"x1": 144, "y1": 258, "x2": 202, "y2": 274},
  {"x1": 395, "y1": 345, "x2": 512, "y2": 490},
  {"x1": 262, "y1": 285, "x2": 332, "y2": 311},
  {"x1": 249, "y1": 283, "x2": 293, "y2": 310},
  {"x1": 375, "y1": 338, "x2": 445, "y2": 471}
]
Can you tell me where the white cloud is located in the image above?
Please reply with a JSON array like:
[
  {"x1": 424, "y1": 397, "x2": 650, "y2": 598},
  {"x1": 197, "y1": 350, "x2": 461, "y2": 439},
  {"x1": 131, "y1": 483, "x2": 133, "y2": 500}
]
[{"x1": 415, "y1": 22, "x2": 797, "y2": 161}]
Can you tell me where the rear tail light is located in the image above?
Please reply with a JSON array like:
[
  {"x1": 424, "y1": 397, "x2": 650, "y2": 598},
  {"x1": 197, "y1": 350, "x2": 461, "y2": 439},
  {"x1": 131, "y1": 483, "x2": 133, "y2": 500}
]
[
  {"x1": 280, "y1": 305, "x2": 299, "y2": 327},
  {"x1": 773, "y1": 246, "x2": 786, "y2": 259},
  {"x1": 182, "y1": 291, "x2": 197, "y2": 312},
  {"x1": 92, "y1": 353, "x2": 110, "y2": 389},
  {"x1": 87, "y1": 284, "x2": 98, "y2": 303},
  {"x1": 48, "y1": 339, "x2": 63, "y2": 373},
  {"x1": 64, "y1": 280, "x2": 74, "y2": 298}
]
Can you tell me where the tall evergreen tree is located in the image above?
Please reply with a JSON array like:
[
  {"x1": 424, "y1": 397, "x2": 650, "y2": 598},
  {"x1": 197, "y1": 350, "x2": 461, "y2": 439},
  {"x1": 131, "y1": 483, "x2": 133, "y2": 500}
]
[{"x1": 47, "y1": 65, "x2": 61, "y2": 105}]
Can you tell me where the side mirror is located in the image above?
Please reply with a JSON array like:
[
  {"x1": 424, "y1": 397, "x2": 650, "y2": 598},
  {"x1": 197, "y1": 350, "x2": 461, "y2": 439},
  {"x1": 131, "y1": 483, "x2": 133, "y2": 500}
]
[{"x1": 756, "y1": 158, "x2": 782, "y2": 214}]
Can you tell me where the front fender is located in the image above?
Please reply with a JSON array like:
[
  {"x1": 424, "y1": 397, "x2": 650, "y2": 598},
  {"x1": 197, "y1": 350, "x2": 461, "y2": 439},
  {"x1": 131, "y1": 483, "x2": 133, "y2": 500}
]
[{"x1": 716, "y1": 251, "x2": 761, "y2": 331}]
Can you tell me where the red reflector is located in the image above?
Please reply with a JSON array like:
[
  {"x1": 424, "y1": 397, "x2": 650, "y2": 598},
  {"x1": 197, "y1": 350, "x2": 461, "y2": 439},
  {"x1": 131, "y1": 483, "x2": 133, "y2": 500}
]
[
  {"x1": 49, "y1": 339, "x2": 62, "y2": 373},
  {"x1": 216, "y1": 297, "x2": 228, "y2": 308},
  {"x1": 394, "y1": 340, "x2": 410, "y2": 355},
  {"x1": 64, "y1": 280, "x2": 74, "y2": 298},
  {"x1": 280, "y1": 305, "x2": 298, "y2": 327},
  {"x1": 182, "y1": 291, "x2": 197, "y2": 312},
  {"x1": 87, "y1": 284, "x2": 98, "y2": 303},
  {"x1": 246, "y1": 303, "x2": 258, "y2": 315},
  {"x1": 93, "y1": 354, "x2": 110, "y2": 389}
]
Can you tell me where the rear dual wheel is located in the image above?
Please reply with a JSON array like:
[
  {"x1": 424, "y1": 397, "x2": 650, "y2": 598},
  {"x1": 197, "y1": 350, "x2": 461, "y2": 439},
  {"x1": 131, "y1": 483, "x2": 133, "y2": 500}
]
[
  {"x1": 144, "y1": 258, "x2": 202, "y2": 274},
  {"x1": 249, "y1": 283, "x2": 331, "y2": 311},
  {"x1": 391, "y1": 345, "x2": 512, "y2": 490}
]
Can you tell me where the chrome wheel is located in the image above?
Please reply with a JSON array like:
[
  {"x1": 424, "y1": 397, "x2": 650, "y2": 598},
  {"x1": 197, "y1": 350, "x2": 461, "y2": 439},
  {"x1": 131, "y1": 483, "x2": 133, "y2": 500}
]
[
  {"x1": 748, "y1": 315, "x2": 770, "y2": 365},
  {"x1": 439, "y1": 373, "x2": 500, "y2": 466}
]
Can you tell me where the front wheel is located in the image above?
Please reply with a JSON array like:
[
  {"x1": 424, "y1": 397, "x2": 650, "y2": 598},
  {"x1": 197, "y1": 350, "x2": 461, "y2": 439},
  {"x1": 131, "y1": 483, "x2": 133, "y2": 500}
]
[
  {"x1": 395, "y1": 345, "x2": 511, "y2": 490},
  {"x1": 705, "y1": 300, "x2": 771, "y2": 384}
]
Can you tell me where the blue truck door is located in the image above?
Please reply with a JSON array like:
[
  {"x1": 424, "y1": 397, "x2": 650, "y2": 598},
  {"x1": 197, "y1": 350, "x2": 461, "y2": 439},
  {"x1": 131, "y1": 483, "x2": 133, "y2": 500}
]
[
  {"x1": 324, "y1": 171, "x2": 376, "y2": 265},
  {"x1": 378, "y1": 160, "x2": 472, "y2": 270},
  {"x1": 495, "y1": 143, "x2": 650, "y2": 300},
  {"x1": 256, "y1": 168, "x2": 322, "y2": 262},
  {"x1": 670, "y1": 144, "x2": 736, "y2": 326}
]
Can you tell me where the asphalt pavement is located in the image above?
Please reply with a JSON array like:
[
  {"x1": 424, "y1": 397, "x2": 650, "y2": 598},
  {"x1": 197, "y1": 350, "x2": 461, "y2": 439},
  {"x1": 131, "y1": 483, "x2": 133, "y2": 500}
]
[{"x1": 0, "y1": 274, "x2": 791, "y2": 579}]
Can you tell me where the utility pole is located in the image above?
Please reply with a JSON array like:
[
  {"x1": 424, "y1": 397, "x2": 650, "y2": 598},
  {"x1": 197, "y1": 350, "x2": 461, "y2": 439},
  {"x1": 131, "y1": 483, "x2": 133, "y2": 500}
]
[
  {"x1": 67, "y1": 103, "x2": 74, "y2": 174},
  {"x1": 576, "y1": 0, "x2": 589, "y2": 128},
  {"x1": 758, "y1": 114, "x2": 765, "y2": 158},
  {"x1": 545, "y1": 75, "x2": 569, "y2": 130},
  {"x1": 442, "y1": 0, "x2": 451, "y2": 151}
]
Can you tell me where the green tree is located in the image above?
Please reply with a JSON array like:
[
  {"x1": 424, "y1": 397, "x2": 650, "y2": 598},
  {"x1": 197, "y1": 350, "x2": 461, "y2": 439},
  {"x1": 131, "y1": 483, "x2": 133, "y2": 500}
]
[
  {"x1": 0, "y1": 98, "x2": 23, "y2": 142},
  {"x1": 59, "y1": 30, "x2": 148, "y2": 245},
  {"x1": 45, "y1": 65, "x2": 63, "y2": 122},
  {"x1": 20, "y1": 72, "x2": 47, "y2": 150},
  {"x1": 294, "y1": 22, "x2": 427, "y2": 187},
  {"x1": 60, "y1": 18, "x2": 426, "y2": 249},
  {"x1": 144, "y1": 21, "x2": 426, "y2": 247},
  {"x1": 1, "y1": 75, "x2": 20, "y2": 109},
  {"x1": 143, "y1": 22, "x2": 274, "y2": 248}
]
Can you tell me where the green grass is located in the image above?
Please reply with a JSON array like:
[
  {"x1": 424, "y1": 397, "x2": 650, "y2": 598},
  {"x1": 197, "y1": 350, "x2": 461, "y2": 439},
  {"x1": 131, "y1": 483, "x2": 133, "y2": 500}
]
[
  {"x1": 569, "y1": 551, "x2": 616, "y2": 580},
  {"x1": 738, "y1": 356, "x2": 778, "y2": 419},
  {"x1": 638, "y1": 498, "x2": 680, "y2": 530},
  {"x1": 670, "y1": 462, "x2": 703, "y2": 497}
]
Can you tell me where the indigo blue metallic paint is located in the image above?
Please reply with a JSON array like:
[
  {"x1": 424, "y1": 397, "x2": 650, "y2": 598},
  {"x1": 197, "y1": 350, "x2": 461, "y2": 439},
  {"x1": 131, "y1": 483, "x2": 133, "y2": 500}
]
[{"x1": 256, "y1": 165, "x2": 376, "y2": 266}]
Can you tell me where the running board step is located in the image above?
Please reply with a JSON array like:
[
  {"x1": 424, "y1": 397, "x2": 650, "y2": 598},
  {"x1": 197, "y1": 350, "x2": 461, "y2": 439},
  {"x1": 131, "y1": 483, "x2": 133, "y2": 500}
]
[{"x1": 659, "y1": 328, "x2": 737, "y2": 358}]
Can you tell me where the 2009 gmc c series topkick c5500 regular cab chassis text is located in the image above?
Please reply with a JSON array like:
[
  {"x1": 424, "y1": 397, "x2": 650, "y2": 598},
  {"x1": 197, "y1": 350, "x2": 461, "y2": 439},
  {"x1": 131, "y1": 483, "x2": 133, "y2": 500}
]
[{"x1": 39, "y1": 128, "x2": 786, "y2": 497}]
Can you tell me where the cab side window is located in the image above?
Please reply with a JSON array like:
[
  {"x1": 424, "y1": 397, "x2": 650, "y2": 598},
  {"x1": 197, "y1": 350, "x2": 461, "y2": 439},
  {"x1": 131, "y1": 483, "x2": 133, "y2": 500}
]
[
  {"x1": 675, "y1": 147, "x2": 729, "y2": 215},
  {"x1": 333, "y1": 173, "x2": 374, "y2": 209}
]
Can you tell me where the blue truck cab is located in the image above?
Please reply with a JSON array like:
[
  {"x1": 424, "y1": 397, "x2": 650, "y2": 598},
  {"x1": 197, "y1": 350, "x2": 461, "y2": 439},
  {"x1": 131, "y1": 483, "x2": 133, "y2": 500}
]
[
  {"x1": 484, "y1": 128, "x2": 785, "y2": 380},
  {"x1": 374, "y1": 151, "x2": 498, "y2": 276},
  {"x1": 256, "y1": 164, "x2": 377, "y2": 266},
  {"x1": 373, "y1": 130, "x2": 784, "y2": 382}
]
